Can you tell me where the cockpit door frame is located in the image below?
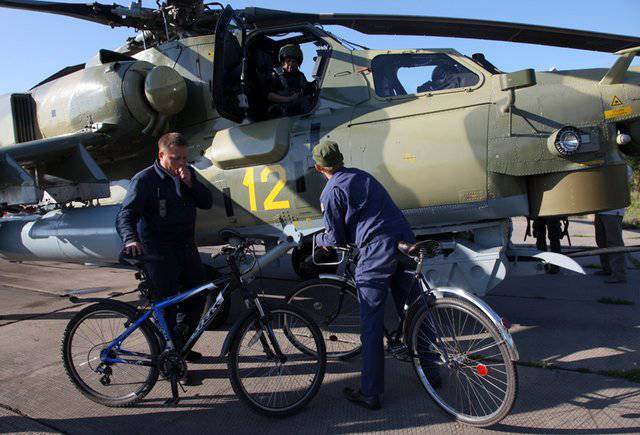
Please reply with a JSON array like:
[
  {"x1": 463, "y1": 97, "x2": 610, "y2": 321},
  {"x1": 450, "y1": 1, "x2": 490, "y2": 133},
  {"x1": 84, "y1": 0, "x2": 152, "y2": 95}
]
[{"x1": 213, "y1": 4, "x2": 248, "y2": 123}]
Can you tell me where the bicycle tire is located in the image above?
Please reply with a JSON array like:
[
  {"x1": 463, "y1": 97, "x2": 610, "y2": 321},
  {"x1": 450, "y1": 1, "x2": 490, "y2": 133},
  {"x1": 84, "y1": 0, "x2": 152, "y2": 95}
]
[
  {"x1": 409, "y1": 297, "x2": 518, "y2": 427},
  {"x1": 62, "y1": 302, "x2": 160, "y2": 407},
  {"x1": 285, "y1": 278, "x2": 361, "y2": 360},
  {"x1": 227, "y1": 304, "x2": 326, "y2": 417}
]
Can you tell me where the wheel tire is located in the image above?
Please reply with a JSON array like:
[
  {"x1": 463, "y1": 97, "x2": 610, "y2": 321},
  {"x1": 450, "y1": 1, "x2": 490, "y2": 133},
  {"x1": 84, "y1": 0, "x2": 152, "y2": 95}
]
[
  {"x1": 285, "y1": 278, "x2": 361, "y2": 360},
  {"x1": 61, "y1": 302, "x2": 160, "y2": 407},
  {"x1": 227, "y1": 304, "x2": 327, "y2": 417},
  {"x1": 409, "y1": 297, "x2": 518, "y2": 427}
]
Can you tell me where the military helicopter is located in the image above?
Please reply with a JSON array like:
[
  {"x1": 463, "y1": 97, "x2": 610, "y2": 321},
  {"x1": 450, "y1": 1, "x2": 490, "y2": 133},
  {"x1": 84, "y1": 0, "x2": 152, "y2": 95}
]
[{"x1": 1, "y1": 0, "x2": 639, "y2": 295}]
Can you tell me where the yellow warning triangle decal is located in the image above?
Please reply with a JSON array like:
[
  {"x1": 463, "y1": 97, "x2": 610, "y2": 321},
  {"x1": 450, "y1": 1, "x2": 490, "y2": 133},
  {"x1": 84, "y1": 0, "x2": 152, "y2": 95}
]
[{"x1": 611, "y1": 95, "x2": 623, "y2": 106}]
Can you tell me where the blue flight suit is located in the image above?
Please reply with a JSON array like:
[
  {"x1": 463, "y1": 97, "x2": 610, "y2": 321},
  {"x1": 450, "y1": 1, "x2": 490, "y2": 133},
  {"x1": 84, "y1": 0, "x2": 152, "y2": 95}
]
[
  {"x1": 316, "y1": 167, "x2": 414, "y2": 396},
  {"x1": 116, "y1": 160, "x2": 213, "y2": 338}
]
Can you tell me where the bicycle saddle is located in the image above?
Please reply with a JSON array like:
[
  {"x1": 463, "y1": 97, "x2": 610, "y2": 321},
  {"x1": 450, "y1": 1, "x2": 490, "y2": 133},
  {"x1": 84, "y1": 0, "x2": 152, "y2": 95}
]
[{"x1": 397, "y1": 240, "x2": 442, "y2": 258}]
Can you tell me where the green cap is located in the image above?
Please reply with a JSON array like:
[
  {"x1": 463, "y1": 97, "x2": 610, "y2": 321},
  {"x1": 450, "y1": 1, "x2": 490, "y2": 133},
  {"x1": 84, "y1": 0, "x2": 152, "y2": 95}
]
[{"x1": 312, "y1": 140, "x2": 344, "y2": 167}]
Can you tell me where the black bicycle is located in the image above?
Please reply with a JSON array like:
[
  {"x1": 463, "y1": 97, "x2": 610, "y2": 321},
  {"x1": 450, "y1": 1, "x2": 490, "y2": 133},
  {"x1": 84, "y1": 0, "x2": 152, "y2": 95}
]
[
  {"x1": 62, "y1": 230, "x2": 327, "y2": 417},
  {"x1": 286, "y1": 239, "x2": 518, "y2": 427}
]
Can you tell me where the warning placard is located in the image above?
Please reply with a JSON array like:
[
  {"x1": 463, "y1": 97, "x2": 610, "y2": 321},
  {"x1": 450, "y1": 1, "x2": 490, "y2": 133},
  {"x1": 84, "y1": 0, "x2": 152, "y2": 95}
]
[{"x1": 611, "y1": 96, "x2": 624, "y2": 106}]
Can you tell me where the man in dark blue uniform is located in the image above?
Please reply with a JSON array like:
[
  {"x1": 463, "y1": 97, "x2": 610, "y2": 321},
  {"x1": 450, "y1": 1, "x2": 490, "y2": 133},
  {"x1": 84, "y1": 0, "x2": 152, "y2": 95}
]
[
  {"x1": 116, "y1": 132, "x2": 213, "y2": 361},
  {"x1": 313, "y1": 140, "x2": 415, "y2": 410}
]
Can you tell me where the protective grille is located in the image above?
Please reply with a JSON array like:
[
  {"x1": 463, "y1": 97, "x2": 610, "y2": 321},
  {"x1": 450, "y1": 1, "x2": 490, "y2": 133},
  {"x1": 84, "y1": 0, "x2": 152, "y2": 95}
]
[{"x1": 11, "y1": 94, "x2": 37, "y2": 143}]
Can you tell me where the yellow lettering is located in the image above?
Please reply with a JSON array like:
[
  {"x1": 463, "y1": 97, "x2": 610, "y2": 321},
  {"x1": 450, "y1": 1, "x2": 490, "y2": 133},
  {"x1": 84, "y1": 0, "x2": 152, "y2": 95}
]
[
  {"x1": 242, "y1": 167, "x2": 257, "y2": 211},
  {"x1": 260, "y1": 166, "x2": 291, "y2": 211}
]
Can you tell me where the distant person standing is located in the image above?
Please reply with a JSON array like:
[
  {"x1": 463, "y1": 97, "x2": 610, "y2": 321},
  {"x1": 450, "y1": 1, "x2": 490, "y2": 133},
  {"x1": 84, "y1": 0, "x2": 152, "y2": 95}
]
[
  {"x1": 594, "y1": 164, "x2": 634, "y2": 284},
  {"x1": 531, "y1": 217, "x2": 564, "y2": 274}
]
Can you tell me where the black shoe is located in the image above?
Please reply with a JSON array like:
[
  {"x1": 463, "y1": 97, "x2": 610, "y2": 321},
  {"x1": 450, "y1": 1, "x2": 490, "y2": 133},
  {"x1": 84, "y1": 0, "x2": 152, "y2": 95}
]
[
  {"x1": 185, "y1": 350, "x2": 203, "y2": 362},
  {"x1": 594, "y1": 270, "x2": 611, "y2": 276},
  {"x1": 343, "y1": 387, "x2": 381, "y2": 410},
  {"x1": 180, "y1": 370, "x2": 198, "y2": 386}
]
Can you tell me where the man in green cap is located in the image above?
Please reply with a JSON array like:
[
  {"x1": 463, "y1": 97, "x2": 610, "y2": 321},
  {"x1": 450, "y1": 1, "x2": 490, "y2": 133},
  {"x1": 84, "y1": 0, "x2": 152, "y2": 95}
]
[
  {"x1": 267, "y1": 43, "x2": 316, "y2": 116},
  {"x1": 313, "y1": 140, "x2": 421, "y2": 410}
]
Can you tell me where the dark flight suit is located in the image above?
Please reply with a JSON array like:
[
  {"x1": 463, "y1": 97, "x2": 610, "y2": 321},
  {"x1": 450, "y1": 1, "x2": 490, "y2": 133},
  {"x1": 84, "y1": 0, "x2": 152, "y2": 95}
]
[
  {"x1": 116, "y1": 160, "x2": 213, "y2": 340},
  {"x1": 316, "y1": 167, "x2": 414, "y2": 397},
  {"x1": 268, "y1": 67, "x2": 315, "y2": 116},
  {"x1": 532, "y1": 217, "x2": 563, "y2": 273}
]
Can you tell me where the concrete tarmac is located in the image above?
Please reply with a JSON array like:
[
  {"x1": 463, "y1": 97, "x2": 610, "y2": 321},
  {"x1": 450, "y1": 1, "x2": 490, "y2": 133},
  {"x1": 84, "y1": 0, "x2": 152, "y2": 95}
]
[{"x1": 0, "y1": 217, "x2": 638, "y2": 434}]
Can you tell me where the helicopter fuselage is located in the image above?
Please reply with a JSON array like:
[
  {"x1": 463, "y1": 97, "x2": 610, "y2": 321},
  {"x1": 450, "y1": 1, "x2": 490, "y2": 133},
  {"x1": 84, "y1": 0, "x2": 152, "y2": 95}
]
[{"x1": 1, "y1": 25, "x2": 638, "y2": 252}]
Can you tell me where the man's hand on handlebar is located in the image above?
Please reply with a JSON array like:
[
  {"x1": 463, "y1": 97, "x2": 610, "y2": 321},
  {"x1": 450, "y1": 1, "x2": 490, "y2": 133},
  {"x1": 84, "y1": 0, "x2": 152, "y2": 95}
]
[{"x1": 124, "y1": 241, "x2": 145, "y2": 257}]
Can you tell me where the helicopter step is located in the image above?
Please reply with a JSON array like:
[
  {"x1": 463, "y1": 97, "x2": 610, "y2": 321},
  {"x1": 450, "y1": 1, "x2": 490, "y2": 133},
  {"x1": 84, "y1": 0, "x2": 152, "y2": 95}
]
[{"x1": 412, "y1": 219, "x2": 585, "y2": 296}]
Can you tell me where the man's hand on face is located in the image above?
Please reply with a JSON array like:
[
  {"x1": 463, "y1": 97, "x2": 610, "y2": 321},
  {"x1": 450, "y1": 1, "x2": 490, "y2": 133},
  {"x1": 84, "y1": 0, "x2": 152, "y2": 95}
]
[
  {"x1": 125, "y1": 241, "x2": 145, "y2": 256},
  {"x1": 178, "y1": 166, "x2": 192, "y2": 188}
]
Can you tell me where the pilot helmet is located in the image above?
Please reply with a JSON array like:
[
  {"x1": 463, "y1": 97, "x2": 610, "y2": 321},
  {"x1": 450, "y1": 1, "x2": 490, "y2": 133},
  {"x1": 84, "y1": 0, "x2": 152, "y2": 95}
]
[
  {"x1": 279, "y1": 44, "x2": 303, "y2": 65},
  {"x1": 432, "y1": 62, "x2": 456, "y2": 83}
]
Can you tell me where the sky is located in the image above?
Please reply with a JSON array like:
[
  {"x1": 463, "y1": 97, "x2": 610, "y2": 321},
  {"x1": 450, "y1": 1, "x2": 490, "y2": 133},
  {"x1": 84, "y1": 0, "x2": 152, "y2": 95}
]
[{"x1": 0, "y1": 0, "x2": 639, "y2": 95}]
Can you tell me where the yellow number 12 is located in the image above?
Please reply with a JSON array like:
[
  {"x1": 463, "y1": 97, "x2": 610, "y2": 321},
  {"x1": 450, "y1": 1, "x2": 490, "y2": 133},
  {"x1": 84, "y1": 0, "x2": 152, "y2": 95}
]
[{"x1": 242, "y1": 166, "x2": 291, "y2": 211}]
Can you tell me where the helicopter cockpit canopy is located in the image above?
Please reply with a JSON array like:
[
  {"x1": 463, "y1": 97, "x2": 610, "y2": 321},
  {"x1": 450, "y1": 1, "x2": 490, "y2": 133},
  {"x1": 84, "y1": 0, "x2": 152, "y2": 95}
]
[
  {"x1": 371, "y1": 53, "x2": 480, "y2": 97},
  {"x1": 213, "y1": 5, "x2": 329, "y2": 123}
]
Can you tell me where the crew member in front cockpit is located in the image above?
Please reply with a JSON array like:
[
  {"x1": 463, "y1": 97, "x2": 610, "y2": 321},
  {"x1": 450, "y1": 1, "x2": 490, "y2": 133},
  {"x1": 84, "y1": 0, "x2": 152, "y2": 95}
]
[
  {"x1": 267, "y1": 43, "x2": 316, "y2": 116},
  {"x1": 417, "y1": 62, "x2": 458, "y2": 93}
]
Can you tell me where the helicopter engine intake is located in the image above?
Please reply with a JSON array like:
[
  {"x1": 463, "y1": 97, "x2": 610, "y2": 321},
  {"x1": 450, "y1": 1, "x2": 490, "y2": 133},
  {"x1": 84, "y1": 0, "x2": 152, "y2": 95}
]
[{"x1": 30, "y1": 60, "x2": 187, "y2": 149}]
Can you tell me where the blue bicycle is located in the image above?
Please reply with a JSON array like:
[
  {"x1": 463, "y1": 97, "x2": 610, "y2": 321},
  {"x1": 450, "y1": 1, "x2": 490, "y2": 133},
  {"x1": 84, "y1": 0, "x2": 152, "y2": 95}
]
[{"x1": 61, "y1": 230, "x2": 327, "y2": 417}]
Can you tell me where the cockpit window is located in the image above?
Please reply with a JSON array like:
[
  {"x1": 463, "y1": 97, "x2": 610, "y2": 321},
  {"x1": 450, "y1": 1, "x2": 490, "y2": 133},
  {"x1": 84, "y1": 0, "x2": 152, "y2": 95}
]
[{"x1": 371, "y1": 53, "x2": 479, "y2": 98}]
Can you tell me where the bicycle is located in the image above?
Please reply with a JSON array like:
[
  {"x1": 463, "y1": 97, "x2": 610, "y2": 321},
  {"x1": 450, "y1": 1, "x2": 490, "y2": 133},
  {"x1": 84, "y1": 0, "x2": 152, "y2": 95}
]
[
  {"x1": 286, "y1": 238, "x2": 519, "y2": 427},
  {"x1": 62, "y1": 227, "x2": 327, "y2": 417}
]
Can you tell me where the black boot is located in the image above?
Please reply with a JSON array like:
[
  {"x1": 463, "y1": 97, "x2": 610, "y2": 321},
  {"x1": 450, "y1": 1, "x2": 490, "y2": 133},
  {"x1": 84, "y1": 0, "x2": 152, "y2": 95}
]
[{"x1": 343, "y1": 387, "x2": 382, "y2": 410}]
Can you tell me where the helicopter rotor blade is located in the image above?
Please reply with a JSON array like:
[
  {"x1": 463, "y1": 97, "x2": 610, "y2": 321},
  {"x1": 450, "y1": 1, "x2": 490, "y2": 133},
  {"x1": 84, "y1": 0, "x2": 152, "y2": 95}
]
[
  {"x1": 0, "y1": 0, "x2": 162, "y2": 30},
  {"x1": 318, "y1": 14, "x2": 640, "y2": 53},
  {"x1": 242, "y1": 8, "x2": 640, "y2": 53}
]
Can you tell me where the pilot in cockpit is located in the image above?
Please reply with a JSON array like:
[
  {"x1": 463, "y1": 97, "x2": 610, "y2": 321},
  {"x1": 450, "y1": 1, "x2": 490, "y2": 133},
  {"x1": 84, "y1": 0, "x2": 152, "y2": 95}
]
[
  {"x1": 417, "y1": 62, "x2": 459, "y2": 93},
  {"x1": 267, "y1": 44, "x2": 316, "y2": 116}
]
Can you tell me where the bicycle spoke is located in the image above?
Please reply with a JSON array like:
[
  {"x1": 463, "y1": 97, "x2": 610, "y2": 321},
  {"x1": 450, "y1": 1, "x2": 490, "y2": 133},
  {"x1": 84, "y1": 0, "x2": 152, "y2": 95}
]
[
  {"x1": 411, "y1": 299, "x2": 516, "y2": 426},
  {"x1": 232, "y1": 308, "x2": 324, "y2": 414}
]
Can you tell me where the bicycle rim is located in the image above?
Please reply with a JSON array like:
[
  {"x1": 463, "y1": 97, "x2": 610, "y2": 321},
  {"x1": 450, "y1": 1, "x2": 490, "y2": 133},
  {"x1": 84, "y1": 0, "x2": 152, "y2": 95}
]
[
  {"x1": 286, "y1": 280, "x2": 361, "y2": 359},
  {"x1": 63, "y1": 306, "x2": 158, "y2": 405},
  {"x1": 229, "y1": 306, "x2": 326, "y2": 416},
  {"x1": 410, "y1": 298, "x2": 517, "y2": 427}
]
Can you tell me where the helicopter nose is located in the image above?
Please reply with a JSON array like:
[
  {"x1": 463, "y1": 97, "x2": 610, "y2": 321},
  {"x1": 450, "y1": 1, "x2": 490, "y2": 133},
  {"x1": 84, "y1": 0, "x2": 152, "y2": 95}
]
[{"x1": 144, "y1": 66, "x2": 188, "y2": 116}]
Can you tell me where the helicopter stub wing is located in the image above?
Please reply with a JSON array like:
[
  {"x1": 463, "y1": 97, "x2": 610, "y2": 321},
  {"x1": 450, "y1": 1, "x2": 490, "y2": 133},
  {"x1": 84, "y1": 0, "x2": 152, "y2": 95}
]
[
  {"x1": 242, "y1": 8, "x2": 640, "y2": 53},
  {"x1": 0, "y1": 132, "x2": 109, "y2": 208}
]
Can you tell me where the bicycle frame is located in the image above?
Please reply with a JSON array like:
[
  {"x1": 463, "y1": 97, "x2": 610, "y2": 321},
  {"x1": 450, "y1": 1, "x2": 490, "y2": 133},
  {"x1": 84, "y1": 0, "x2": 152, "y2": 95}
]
[
  {"x1": 313, "y1": 246, "x2": 519, "y2": 362},
  {"x1": 100, "y1": 278, "x2": 232, "y2": 365},
  {"x1": 99, "y1": 230, "x2": 304, "y2": 367}
]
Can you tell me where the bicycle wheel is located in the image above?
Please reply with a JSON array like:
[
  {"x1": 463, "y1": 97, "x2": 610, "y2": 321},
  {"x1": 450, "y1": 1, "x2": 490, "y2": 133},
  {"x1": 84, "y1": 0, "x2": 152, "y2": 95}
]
[
  {"x1": 409, "y1": 297, "x2": 518, "y2": 427},
  {"x1": 227, "y1": 304, "x2": 327, "y2": 417},
  {"x1": 62, "y1": 302, "x2": 160, "y2": 407},
  {"x1": 285, "y1": 279, "x2": 361, "y2": 360}
]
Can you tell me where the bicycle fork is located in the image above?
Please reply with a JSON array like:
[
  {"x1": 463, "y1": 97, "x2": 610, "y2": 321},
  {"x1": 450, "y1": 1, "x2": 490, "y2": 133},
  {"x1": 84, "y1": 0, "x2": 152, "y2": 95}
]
[{"x1": 251, "y1": 299, "x2": 288, "y2": 364}]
